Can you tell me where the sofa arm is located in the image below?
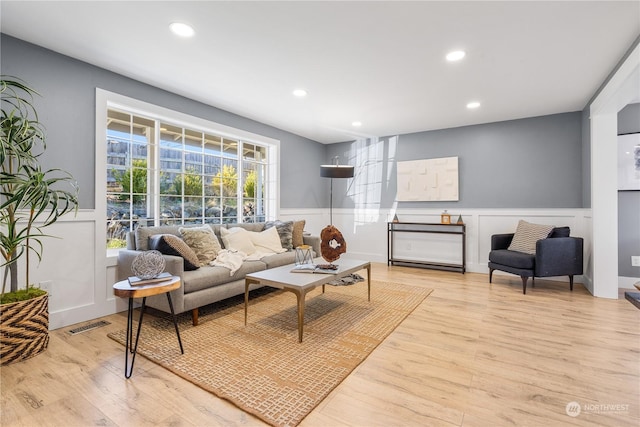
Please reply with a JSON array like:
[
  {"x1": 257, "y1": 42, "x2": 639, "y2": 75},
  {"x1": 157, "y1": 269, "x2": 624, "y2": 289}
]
[
  {"x1": 303, "y1": 235, "x2": 321, "y2": 258},
  {"x1": 491, "y1": 233, "x2": 514, "y2": 250},
  {"x1": 117, "y1": 249, "x2": 185, "y2": 281},
  {"x1": 535, "y1": 237, "x2": 584, "y2": 277}
]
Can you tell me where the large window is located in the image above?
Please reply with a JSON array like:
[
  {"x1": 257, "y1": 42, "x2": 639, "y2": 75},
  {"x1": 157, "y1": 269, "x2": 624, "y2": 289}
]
[{"x1": 102, "y1": 94, "x2": 277, "y2": 250}]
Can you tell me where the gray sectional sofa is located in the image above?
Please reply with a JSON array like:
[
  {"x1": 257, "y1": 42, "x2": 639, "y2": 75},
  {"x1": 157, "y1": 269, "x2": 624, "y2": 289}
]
[{"x1": 117, "y1": 221, "x2": 320, "y2": 325}]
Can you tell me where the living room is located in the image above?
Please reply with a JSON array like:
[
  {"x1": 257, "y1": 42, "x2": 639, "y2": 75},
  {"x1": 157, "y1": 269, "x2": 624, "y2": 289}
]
[{"x1": 1, "y1": 1, "x2": 639, "y2": 426}]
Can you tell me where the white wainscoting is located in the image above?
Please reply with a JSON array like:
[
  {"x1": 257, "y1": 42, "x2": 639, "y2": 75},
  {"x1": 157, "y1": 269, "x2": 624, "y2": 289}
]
[
  {"x1": 28, "y1": 206, "x2": 610, "y2": 330},
  {"x1": 282, "y1": 207, "x2": 594, "y2": 287},
  {"x1": 12, "y1": 210, "x2": 123, "y2": 330}
]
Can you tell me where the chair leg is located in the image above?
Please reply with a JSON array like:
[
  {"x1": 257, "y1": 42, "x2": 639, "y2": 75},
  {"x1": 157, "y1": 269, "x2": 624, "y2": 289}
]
[
  {"x1": 521, "y1": 276, "x2": 528, "y2": 294},
  {"x1": 532, "y1": 277, "x2": 535, "y2": 288},
  {"x1": 569, "y1": 275, "x2": 574, "y2": 291},
  {"x1": 489, "y1": 268, "x2": 494, "y2": 283},
  {"x1": 191, "y1": 308, "x2": 199, "y2": 326}
]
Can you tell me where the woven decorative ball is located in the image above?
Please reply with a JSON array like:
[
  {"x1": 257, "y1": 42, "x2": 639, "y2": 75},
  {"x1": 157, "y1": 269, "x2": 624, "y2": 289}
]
[{"x1": 131, "y1": 250, "x2": 166, "y2": 279}]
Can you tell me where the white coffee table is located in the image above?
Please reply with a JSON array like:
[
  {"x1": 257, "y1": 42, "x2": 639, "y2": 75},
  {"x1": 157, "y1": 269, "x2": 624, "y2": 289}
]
[{"x1": 244, "y1": 258, "x2": 371, "y2": 342}]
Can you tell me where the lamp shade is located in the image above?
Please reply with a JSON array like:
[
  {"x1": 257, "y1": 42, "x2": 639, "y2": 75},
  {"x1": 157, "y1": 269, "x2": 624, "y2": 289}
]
[{"x1": 320, "y1": 165, "x2": 354, "y2": 178}]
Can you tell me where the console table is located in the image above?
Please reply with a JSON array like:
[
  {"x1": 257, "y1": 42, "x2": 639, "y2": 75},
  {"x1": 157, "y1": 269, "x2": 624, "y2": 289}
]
[{"x1": 387, "y1": 222, "x2": 466, "y2": 273}]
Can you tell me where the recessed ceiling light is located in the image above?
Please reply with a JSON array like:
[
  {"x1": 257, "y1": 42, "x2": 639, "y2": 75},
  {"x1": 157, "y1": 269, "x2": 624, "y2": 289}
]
[
  {"x1": 170, "y1": 22, "x2": 195, "y2": 38},
  {"x1": 446, "y1": 50, "x2": 466, "y2": 62},
  {"x1": 293, "y1": 89, "x2": 307, "y2": 97},
  {"x1": 466, "y1": 101, "x2": 481, "y2": 109},
  {"x1": 352, "y1": 121, "x2": 362, "y2": 127}
]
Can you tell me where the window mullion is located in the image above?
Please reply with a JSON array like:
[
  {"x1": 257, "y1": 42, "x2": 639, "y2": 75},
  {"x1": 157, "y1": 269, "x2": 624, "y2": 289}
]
[
  {"x1": 238, "y1": 141, "x2": 244, "y2": 223},
  {"x1": 151, "y1": 119, "x2": 160, "y2": 226}
]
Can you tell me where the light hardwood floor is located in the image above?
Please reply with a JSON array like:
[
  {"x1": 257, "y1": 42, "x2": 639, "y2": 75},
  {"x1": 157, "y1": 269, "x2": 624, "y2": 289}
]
[{"x1": 1, "y1": 264, "x2": 639, "y2": 426}]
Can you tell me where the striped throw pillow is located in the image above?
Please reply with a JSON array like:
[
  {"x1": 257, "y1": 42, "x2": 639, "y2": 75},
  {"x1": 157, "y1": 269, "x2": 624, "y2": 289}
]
[{"x1": 508, "y1": 220, "x2": 554, "y2": 255}]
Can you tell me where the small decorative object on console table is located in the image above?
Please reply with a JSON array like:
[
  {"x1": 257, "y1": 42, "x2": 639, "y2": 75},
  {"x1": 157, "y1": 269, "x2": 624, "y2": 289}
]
[
  {"x1": 456, "y1": 214, "x2": 464, "y2": 224},
  {"x1": 441, "y1": 210, "x2": 451, "y2": 224}
]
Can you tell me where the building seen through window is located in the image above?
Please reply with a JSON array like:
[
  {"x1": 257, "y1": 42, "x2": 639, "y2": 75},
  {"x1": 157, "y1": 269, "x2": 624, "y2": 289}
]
[{"x1": 106, "y1": 109, "x2": 268, "y2": 249}]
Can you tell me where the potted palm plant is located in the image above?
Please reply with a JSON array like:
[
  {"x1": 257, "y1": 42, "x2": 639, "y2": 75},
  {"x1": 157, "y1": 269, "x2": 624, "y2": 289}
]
[{"x1": 0, "y1": 76, "x2": 79, "y2": 365}]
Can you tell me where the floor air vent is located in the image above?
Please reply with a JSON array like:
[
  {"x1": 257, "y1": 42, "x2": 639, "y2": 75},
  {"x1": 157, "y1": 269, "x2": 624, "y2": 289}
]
[{"x1": 68, "y1": 320, "x2": 111, "y2": 335}]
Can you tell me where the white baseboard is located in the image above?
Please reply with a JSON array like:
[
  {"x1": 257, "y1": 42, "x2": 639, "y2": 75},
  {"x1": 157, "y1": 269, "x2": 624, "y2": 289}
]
[{"x1": 619, "y1": 276, "x2": 640, "y2": 289}]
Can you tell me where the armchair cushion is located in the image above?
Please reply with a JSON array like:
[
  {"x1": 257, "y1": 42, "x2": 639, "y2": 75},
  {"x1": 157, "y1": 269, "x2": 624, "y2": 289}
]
[
  {"x1": 489, "y1": 249, "x2": 535, "y2": 270},
  {"x1": 507, "y1": 220, "x2": 554, "y2": 254}
]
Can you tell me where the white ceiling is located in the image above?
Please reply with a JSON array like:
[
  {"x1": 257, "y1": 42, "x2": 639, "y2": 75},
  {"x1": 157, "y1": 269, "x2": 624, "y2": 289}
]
[{"x1": 1, "y1": 1, "x2": 639, "y2": 144}]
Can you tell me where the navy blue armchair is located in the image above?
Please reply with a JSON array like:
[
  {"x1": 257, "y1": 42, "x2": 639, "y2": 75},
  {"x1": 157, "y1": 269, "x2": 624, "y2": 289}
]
[{"x1": 488, "y1": 227, "x2": 583, "y2": 294}]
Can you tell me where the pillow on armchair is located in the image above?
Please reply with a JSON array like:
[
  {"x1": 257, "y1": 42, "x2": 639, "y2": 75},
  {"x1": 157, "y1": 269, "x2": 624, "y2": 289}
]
[{"x1": 507, "y1": 220, "x2": 554, "y2": 254}]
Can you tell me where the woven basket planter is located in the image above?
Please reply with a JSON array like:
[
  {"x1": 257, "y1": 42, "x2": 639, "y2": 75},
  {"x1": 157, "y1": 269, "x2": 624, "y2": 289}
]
[{"x1": 1, "y1": 293, "x2": 49, "y2": 366}]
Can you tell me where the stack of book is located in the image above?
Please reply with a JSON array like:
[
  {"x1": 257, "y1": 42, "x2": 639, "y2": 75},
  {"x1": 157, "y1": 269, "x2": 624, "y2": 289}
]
[
  {"x1": 290, "y1": 264, "x2": 337, "y2": 274},
  {"x1": 127, "y1": 272, "x2": 172, "y2": 286}
]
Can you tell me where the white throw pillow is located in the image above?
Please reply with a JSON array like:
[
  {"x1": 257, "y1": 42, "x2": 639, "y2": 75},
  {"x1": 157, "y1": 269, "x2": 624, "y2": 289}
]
[
  {"x1": 249, "y1": 226, "x2": 286, "y2": 254},
  {"x1": 220, "y1": 227, "x2": 257, "y2": 255}
]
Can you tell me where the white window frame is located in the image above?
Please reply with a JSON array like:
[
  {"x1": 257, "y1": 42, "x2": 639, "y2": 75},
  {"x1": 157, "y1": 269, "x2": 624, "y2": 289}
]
[{"x1": 96, "y1": 89, "x2": 280, "y2": 256}]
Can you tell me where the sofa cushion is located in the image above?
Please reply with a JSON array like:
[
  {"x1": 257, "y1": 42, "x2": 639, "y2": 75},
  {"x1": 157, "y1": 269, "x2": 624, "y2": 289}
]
[
  {"x1": 264, "y1": 220, "x2": 294, "y2": 250},
  {"x1": 260, "y1": 251, "x2": 297, "y2": 269},
  {"x1": 292, "y1": 220, "x2": 306, "y2": 248},
  {"x1": 227, "y1": 223, "x2": 264, "y2": 233},
  {"x1": 489, "y1": 249, "x2": 536, "y2": 270},
  {"x1": 220, "y1": 227, "x2": 258, "y2": 254},
  {"x1": 149, "y1": 234, "x2": 200, "y2": 271},
  {"x1": 182, "y1": 260, "x2": 267, "y2": 294},
  {"x1": 508, "y1": 220, "x2": 554, "y2": 254},
  {"x1": 179, "y1": 225, "x2": 223, "y2": 266}
]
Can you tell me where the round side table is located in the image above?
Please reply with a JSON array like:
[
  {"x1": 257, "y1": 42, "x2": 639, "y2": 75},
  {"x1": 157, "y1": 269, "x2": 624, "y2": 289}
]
[{"x1": 113, "y1": 276, "x2": 184, "y2": 378}]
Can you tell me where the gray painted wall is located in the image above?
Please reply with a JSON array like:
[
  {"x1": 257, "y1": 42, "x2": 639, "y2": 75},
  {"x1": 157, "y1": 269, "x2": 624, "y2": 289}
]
[
  {"x1": 618, "y1": 103, "x2": 640, "y2": 278},
  {"x1": 1, "y1": 34, "x2": 590, "y2": 216},
  {"x1": 1, "y1": 35, "x2": 327, "y2": 210},
  {"x1": 328, "y1": 112, "x2": 583, "y2": 209}
]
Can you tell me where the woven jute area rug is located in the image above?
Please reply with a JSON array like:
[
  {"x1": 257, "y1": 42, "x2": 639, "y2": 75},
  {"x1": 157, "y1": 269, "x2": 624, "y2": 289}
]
[{"x1": 108, "y1": 281, "x2": 432, "y2": 427}]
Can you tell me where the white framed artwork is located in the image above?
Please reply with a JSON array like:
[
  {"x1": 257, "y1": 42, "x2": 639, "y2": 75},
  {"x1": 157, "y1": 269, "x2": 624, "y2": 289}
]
[
  {"x1": 618, "y1": 133, "x2": 640, "y2": 191},
  {"x1": 397, "y1": 156, "x2": 459, "y2": 201}
]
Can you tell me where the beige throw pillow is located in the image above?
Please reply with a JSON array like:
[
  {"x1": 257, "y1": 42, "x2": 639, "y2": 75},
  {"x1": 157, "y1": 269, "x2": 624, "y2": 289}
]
[
  {"x1": 220, "y1": 227, "x2": 257, "y2": 255},
  {"x1": 179, "y1": 225, "x2": 222, "y2": 266},
  {"x1": 264, "y1": 220, "x2": 294, "y2": 250},
  {"x1": 508, "y1": 220, "x2": 554, "y2": 255},
  {"x1": 249, "y1": 226, "x2": 286, "y2": 254},
  {"x1": 292, "y1": 220, "x2": 306, "y2": 248}
]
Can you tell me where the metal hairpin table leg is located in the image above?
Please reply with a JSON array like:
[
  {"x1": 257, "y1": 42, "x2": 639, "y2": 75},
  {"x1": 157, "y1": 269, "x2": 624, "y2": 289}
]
[
  {"x1": 166, "y1": 293, "x2": 184, "y2": 354},
  {"x1": 124, "y1": 297, "x2": 147, "y2": 379}
]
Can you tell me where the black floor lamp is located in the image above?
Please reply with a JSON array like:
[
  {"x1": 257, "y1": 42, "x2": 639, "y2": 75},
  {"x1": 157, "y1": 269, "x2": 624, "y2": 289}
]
[
  {"x1": 320, "y1": 156, "x2": 354, "y2": 225},
  {"x1": 319, "y1": 156, "x2": 354, "y2": 265}
]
